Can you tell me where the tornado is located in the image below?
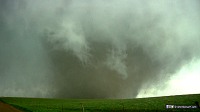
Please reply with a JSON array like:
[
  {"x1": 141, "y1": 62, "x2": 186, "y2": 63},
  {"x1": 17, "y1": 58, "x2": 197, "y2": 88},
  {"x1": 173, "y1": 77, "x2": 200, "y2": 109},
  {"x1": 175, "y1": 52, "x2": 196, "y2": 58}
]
[{"x1": 0, "y1": 0, "x2": 200, "y2": 98}]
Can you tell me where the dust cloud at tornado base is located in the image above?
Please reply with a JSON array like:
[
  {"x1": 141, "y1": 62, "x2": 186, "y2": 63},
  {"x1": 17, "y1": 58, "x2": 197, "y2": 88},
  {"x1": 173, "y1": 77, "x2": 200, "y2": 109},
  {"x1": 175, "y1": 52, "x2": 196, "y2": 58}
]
[{"x1": 0, "y1": 0, "x2": 200, "y2": 98}]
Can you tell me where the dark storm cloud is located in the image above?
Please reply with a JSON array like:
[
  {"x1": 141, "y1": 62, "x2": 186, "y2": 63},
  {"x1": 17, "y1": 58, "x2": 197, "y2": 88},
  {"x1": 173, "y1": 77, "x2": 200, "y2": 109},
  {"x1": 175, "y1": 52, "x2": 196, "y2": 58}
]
[{"x1": 0, "y1": 0, "x2": 200, "y2": 98}]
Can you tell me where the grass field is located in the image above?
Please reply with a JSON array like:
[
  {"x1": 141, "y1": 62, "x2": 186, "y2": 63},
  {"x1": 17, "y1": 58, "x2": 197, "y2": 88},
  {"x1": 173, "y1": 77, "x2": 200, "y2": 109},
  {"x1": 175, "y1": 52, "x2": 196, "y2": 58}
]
[{"x1": 0, "y1": 94, "x2": 200, "y2": 112}]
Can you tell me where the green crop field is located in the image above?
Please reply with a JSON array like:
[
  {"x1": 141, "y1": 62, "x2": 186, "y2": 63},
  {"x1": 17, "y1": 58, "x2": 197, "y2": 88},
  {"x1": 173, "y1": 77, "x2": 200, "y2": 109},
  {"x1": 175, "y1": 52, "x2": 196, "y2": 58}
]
[{"x1": 0, "y1": 94, "x2": 200, "y2": 112}]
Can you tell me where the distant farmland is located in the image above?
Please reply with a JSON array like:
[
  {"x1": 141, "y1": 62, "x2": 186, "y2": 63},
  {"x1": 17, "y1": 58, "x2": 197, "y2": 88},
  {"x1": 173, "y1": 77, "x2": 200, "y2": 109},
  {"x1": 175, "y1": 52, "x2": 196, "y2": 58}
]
[{"x1": 0, "y1": 94, "x2": 200, "y2": 112}]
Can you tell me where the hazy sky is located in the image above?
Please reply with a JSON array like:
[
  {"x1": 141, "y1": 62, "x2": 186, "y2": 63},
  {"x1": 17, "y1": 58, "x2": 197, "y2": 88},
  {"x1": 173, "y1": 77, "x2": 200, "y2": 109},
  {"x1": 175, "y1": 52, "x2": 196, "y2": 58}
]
[{"x1": 0, "y1": 0, "x2": 200, "y2": 98}]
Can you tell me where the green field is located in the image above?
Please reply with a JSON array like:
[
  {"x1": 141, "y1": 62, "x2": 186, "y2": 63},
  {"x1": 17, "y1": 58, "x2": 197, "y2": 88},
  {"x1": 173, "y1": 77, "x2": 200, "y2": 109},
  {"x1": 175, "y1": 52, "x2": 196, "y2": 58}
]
[{"x1": 0, "y1": 94, "x2": 200, "y2": 112}]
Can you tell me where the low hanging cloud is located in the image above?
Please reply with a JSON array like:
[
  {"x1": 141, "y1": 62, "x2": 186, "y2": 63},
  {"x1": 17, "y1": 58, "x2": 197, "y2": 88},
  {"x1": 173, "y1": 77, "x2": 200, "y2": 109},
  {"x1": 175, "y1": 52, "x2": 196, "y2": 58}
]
[{"x1": 0, "y1": 0, "x2": 200, "y2": 98}]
